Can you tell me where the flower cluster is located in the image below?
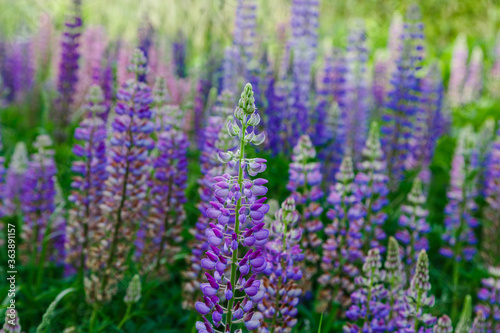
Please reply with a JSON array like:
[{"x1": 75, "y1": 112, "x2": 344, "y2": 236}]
[
  {"x1": 440, "y1": 126, "x2": 479, "y2": 264},
  {"x1": 53, "y1": 0, "x2": 82, "y2": 141},
  {"x1": 195, "y1": 83, "x2": 269, "y2": 332},
  {"x1": 183, "y1": 91, "x2": 235, "y2": 308},
  {"x1": 65, "y1": 85, "x2": 108, "y2": 276},
  {"x1": 343, "y1": 248, "x2": 390, "y2": 332},
  {"x1": 20, "y1": 134, "x2": 64, "y2": 265},
  {"x1": 475, "y1": 267, "x2": 500, "y2": 332},
  {"x1": 257, "y1": 197, "x2": 304, "y2": 332},
  {"x1": 135, "y1": 79, "x2": 188, "y2": 277},
  {"x1": 395, "y1": 177, "x2": 430, "y2": 268},
  {"x1": 5, "y1": 142, "x2": 28, "y2": 215},
  {"x1": 287, "y1": 135, "x2": 323, "y2": 293},
  {"x1": 0, "y1": 309, "x2": 22, "y2": 333},
  {"x1": 85, "y1": 49, "x2": 154, "y2": 304}
]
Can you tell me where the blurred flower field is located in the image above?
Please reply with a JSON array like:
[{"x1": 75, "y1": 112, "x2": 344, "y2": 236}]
[{"x1": 0, "y1": 0, "x2": 500, "y2": 332}]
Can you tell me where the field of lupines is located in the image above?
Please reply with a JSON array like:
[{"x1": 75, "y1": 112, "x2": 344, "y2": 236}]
[{"x1": 0, "y1": 0, "x2": 500, "y2": 332}]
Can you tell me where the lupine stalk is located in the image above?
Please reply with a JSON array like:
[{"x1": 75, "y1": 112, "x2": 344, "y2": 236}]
[
  {"x1": 433, "y1": 315, "x2": 453, "y2": 333},
  {"x1": 395, "y1": 178, "x2": 430, "y2": 268},
  {"x1": 53, "y1": 0, "x2": 82, "y2": 141},
  {"x1": 20, "y1": 135, "x2": 62, "y2": 265},
  {"x1": 402, "y1": 250, "x2": 436, "y2": 331},
  {"x1": 343, "y1": 248, "x2": 390, "y2": 332},
  {"x1": 85, "y1": 49, "x2": 154, "y2": 304},
  {"x1": 456, "y1": 294, "x2": 472, "y2": 332},
  {"x1": 287, "y1": 135, "x2": 323, "y2": 294},
  {"x1": 195, "y1": 83, "x2": 268, "y2": 332},
  {"x1": 385, "y1": 237, "x2": 406, "y2": 331},
  {"x1": 258, "y1": 198, "x2": 304, "y2": 332},
  {"x1": 356, "y1": 122, "x2": 389, "y2": 253},
  {"x1": 65, "y1": 85, "x2": 107, "y2": 276},
  {"x1": 440, "y1": 126, "x2": 479, "y2": 288},
  {"x1": 0, "y1": 309, "x2": 21, "y2": 333},
  {"x1": 470, "y1": 311, "x2": 487, "y2": 333},
  {"x1": 135, "y1": 81, "x2": 188, "y2": 277}
]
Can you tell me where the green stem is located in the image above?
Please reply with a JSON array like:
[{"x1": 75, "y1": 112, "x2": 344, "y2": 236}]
[
  {"x1": 414, "y1": 289, "x2": 423, "y2": 331},
  {"x1": 224, "y1": 123, "x2": 247, "y2": 331},
  {"x1": 117, "y1": 303, "x2": 132, "y2": 329},
  {"x1": 89, "y1": 308, "x2": 98, "y2": 333}
]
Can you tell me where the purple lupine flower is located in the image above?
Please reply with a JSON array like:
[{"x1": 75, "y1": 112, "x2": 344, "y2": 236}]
[
  {"x1": 381, "y1": 4, "x2": 425, "y2": 189},
  {"x1": 395, "y1": 178, "x2": 430, "y2": 268},
  {"x1": 440, "y1": 126, "x2": 479, "y2": 263},
  {"x1": 137, "y1": 22, "x2": 154, "y2": 83},
  {"x1": 385, "y1": 237, "x2": 407, "y2": 331},
  {"x1": 433, "y1": 315, "x2": 453, "y2": 333},
  {"x1": 232, "y1": 0, "x2": 257, "y2": 83},
  {"x1": 355, "y1": 122, "x2": 389, "y2": 253},
  {"x1": 311, "y1": 55, "x2": 335, "y2": 147},
  {"x1": 343, "y1": 248, "x2": 390, "y2": 332},
  {"x1": 290, "y1": 0, "x2": 319, "y2": 138},
  {"x1": 2, "y1": 41, "x2": 34, "y2": 103},
  {"x1": 448, "y1": 34, "x2": 468, "y2": 107},
  {"x1": 65, "y1": 85, "x2": 108, "y2": 276},
  {"x1": 0, "y1": 132, "x2": 5, "y2": 220},
  {"x1": 20, "y1": 135, "x2": 62, "y2": 264},
  {"x1": 462, "y1": 46, "x2": 484, "y2": 104},
  {"x1": 84, "y1": 49, "x2": 154, "y2": 304},
  {"x1": 482, "y1": 123, "x2": 500, "y2": 267},
  {"x1": 401, "y1": 250, "x2": 436, "y2": 332},
  {"x1": 471, "y1": 310, "x2": 487, "y2": 333},
  {"x1": 287, "y1": 135, "x2": 323, "y2": 294},
  {"x1": 407, "y1": 63, "x2": 447, "y2": 183},
  {"x1": 317, "y1": 156, "x2": 362, "y2": 312},
  {"x1": 257, "y1": 197, "x2": 304, "y2": 331},
  {"x1": 477, "y1": 118, "x2": 496, "y2": 197},
  {"x1": 183, "y1": 91, "x2": 236, "y2": 309},
  {"x1": 99, "y1": 57, "x2": 114, "y2": 122},
  {"x1": 0, "y1": 309, "x2": 22, "y2": 333},
  {"x1": 342, "y1": 21, "x2": 370, "y2": 161},
  {"x1": 388, "y1": 12, "x2": 404, "y2": 67},
  {"x1": 475, "y1": 267, "x2": 500, "y2": 332},
  {"x1": 135, "y1": 80, "x2": 188, "y2": 277},
  {"x1": 195, "y1": 83, "x2": 268, "y2": 332},
  {"x1": 53, "y1": 0, "x2": 82, "y2": 141},
  {"x1": 5, "y1": 142, "x2": 28, "y2": 215}
]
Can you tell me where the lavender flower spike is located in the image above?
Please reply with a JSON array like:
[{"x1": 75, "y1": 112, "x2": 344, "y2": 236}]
[
  {"x1": 195, "y1": 83, "x2": 268, "y2": 332},
  {"x1": 5, "y1": 142, "x2": 28, "y2": 215},
  {"x1": 65, "y1": 85, "x2": 107, "y2": 276},
  {"x1": 395, "y1": 177, "x2": 430, "y2": 268},
  {"x1": 402, "y1": 250, "x2": 436, "y2": 331},
  {"x1": 85, "y1": 49, "x2": 154, "y2": 304},
  {"x1": 258, "y1": 197, "x2": 303, "y2": 332}
]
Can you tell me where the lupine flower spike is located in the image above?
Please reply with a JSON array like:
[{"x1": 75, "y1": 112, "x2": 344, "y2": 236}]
[
  {"x1": 433, "y1": 315, "x2": 452, "y2": 333},
  {"x1": 85, "y1": 49, "x2": 154, "y2": 304},
  {"x1": 65, "y1": 85, "x2": 107, "y2": 276},
  {"x1": 0, "y1": 309, "x2": 22, "y2": 333},
  {"x1": 396, "y1": 177, "x2": 430, "y2": 268},
  {"x1": 258, "y1": 197, "x2": 304, "y2": 332},
  {"x1": 475, "y1": 267, "x2": 500, "y2": 332},
  {"x1": 5, "y1": 142, "x2": 28, "y2": 215},
  {"x1": 195, "y1": 83, "x2": 269, "y2": 332}
]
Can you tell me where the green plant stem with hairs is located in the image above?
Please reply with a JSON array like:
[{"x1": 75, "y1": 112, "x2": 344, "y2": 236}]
[{"x1": 224, "y1": 120, "x2": 247, "y2": 331}]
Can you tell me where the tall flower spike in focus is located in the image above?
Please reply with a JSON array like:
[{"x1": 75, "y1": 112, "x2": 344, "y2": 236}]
[
  {"x1": 183, "y1": 91, "x2": 236, "y2": 308},
  {"x1": 258, "y1": 197, "x2": 304, "y2": 332},
  {"x1": 287, "y1": 135, "x2": 323, "y2": 294},
  {"x1": 194, "y1": 83, "x2": 268, "y2": 332},
  {"x1": 343, "y1": 248, "x2": 390, "y2": 332},
  {"x1": 85, "y1": 49, "x2": 154, "y2": 304},
  {"x1": 317, "y1": 155, "x2": 363, "y2": 312},
  {"x1": 135, "y1": 84, "x2": 188, "y2": 277},
  {"x1": 65, "y1": 84, "x2": 108, "y2": 276},
  {"x1": 5, "y1": 142, "x2": 28, "y2": 216},
  {"x1": 355, "y1": 121, "x2": 389, "y2": 253},
  {"x1": 402, "y1": 250, "x2": 436, "y2": 331},
  {"x1": 395, "y1": 177, "x2": 430, "y2": 268}
]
